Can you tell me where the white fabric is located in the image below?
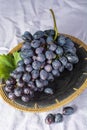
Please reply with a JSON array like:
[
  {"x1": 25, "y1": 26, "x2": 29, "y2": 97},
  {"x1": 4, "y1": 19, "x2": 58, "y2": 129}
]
[{"x1": 0, "y1": 0, "x2": 87, "y2": 130}]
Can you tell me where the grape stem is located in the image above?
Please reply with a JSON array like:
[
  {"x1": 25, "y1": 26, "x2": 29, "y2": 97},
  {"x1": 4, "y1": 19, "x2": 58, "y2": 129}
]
[{"x1": 50, "y1": 9, "x2": 59, "y2": 40}]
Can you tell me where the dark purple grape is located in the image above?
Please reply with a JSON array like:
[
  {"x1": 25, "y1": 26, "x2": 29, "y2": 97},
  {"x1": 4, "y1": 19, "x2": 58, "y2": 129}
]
[
  {"x1": 48, "y1": 73, "x2": 54, "y2": 81},
  {"x1": 22, "y1": 31, "x2": 33, "y2": 42},
  {"x1": 31, "y1": 70, "x2": 39, "y2": 79},
  {"x1": 33, "y1": 31, "x2": 44, "y2": 39},
  {"x1": 37, "y1": 54, "x2": 46, "y2": 62},
  {"x1": 52, "y1": 60, "x2": 61, "y2": 69},
  {"x1": 31, "y1": 40, "x2": 40, "y2": 48},
  {"x1": 20, "y1": 49, "x2": 34, "y2": 58},
  {"x1": 52, "y1": 69, "x2": 60, "y2": 77},
  {"x1": 23, "y1": 87, "x2": 30, "y2": 94},
  {"x1": 59, "y1": 65, "x2": 64, "y2": 72},
  {"x1": 6, "y1": 78, "x2": 16, "y2": 85},
  {"x1": 65, "y1": 63, "x2": 73, "y2": 71},
  {"x1": 22, "y1": 73, "x2": 31, "y2": 82},
  {"x1": 57, "y1": 35, "x2": 66, "y2": 46},
  {"x1": 17, "y1": 80, "x2": 24, "y2": 87},
  {"x1": 32, "y1": 61, "x2": 41, "y2": 70},
  {"x1": 17, "y1": 60, "x2": 24, "y2": 66},
  {"x1": 4, "y1": 86, "x2": 13, "y2": 93},
  {"x1": 43, "y1": 80, "x2": 49, "y2": 86},
  {"x1": 55, "y1": 113, "x2": 63, "y2": 123},
  {"x1": 24, "y1": 58, "x2": 32, "y2": 65},
  {"x1": 26, "y1": 64, "x2": 33, "y2": 72},
  {"x1": 63, "y1": 106, "x2": 74, "y2": 115},
  {"x1": 46, "y1": 36, "x2": 54, "y2": 44},
  {"x1": 40, "y1": 70, "x2": 48, "y2": 80},
  {"x1": 8, "y1": 92, "x2": 15, "y2": 100},
  {"x1": 14, "y1": 88, "x2": 22, "y2": 97},
  {"x1": 55, "y1": 46, "x2": 63, "y2": 56},
  {"x1": 66, "y1": 54, "x2": 79, "y2": 64},
  {"x1": 44, "y1": 88, "x2": 53, "y2": 95},
  {"x1": 45, "y1": 114, "x2": 55, "y2": 124},
  {"x1": 21, "y1": 95, "x2": 30, "y2": 102},
  {"x1": 44, "y1": 64, "x2": 52, "y2": 72},
  {"x1": 35, "y1": 47, "x2": 44, "y2": 54},
  {"x1": 44, "y1": 29, "x2": 55, "y2": 36},
  {"x1": 35, "y1": 79, "x2": 44, "y2": 88},
  {"x1": 16, "y1": 66, "x2": 25, "y2": 72},
  {"x1": 21, "y1": 42, "x2": 31, "y2": 51},
  {"x1": 49, "y1": 44, "x2": 57, "y2": 51},
  {"x1": 45, "y1": 51, "x2": 56, "y2": 60},
  {"x1": 59, "y1": 56, "x2": 67, "y2": 66}
]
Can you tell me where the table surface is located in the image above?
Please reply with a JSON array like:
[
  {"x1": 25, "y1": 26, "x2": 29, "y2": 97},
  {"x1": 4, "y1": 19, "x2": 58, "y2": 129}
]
[{"x1": 0, "y1": 0, "x2": 87, "y2": 130}]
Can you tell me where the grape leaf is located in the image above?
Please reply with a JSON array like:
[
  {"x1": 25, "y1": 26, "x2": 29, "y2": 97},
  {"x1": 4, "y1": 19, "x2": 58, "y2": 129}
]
[
  {"x1": 0, "y1": 52, "x2": 21, "y2": 80},
  {"x1": 13, "y1": 51, "x2": 21, "y2": 66}
]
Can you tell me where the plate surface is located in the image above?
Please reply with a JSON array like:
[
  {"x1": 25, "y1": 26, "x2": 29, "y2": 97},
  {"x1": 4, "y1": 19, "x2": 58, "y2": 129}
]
[{"x1": 0, "y1": 34, "x2": 87, "y2": 112}]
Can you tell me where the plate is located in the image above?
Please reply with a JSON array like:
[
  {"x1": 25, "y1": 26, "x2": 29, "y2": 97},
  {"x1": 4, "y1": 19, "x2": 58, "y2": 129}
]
[{"x1": 0, "y1": 34, "x2": 87, "y2": 112}]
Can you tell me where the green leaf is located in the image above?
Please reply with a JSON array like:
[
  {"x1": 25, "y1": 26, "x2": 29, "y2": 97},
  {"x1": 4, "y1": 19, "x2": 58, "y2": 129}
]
[
  {"x1": 50, "y1": 9, "x2": 59, "y2": 40},
  {"x1": 13, "y1": 51, "x2": 21, "y2": 66},
  {"x1": 0, "y1": 52, "x2": 21, "y2": 80}
]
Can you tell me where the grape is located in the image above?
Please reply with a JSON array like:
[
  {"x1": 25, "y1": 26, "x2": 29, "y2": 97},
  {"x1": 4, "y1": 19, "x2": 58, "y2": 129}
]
[
  {"x1": 31, "y1": 40, "x2": 40, "y2": 48},
  {"x1": 55, "y1": 46, "x2": 63, "y2": 56},
  {"x1": 64, "y1": 47, "x2": 76, "y2": 55},
  {"x1": 48, "y1": 73, "x2": 54, "y2": 81},
  {"x1": 17, "y1": 60, "x2": 24, "y2": 66},
  {"x1": 64, "y1": 38, "x2": 74, "y2": 48},
  {"x1": 31, "y1": 70, "x2": 39, "y2": 79},
  {"x1": 45, "y1": 114, "x2": 55, "y2": 124},
  {"x1": 21, "y1": 42, "x2": 31, "y2": 51},
  {"x1": 41, "y1": 62, "x2": 45, "y2": 69},
  {"x1": 16, "y1": 66, "x2": 25, "y2": 72},
  {"x1": 28, "y1": 82, "x2": 37, "y2": 91},
  {"x1": 21, "y1": 95, "x2": 30, "y2": 102},
  {"x1": 33, "y1": 31, "x2": 44, "y2": 39},
  {"x1": 47, "y1": 60, "x2": 52, "y2": 64},
  {"x1": 52, "y1": 69, "x2": 60, "y2": 77},
  {"x1": 37, "y1": 54, "x2": 46, "y2": 62},
  {"x1": 36, "y1": 79, "x2": 44, "y2": 88},
  {"x1": 59, "y1": 65, "x2": 64, "y2": 72},
  {"x1": 44, "y1": 88, "x2": 53, "y2": 94},
  {"x1": 55, "y1": 113, "x2": 63, "y2": 123},
  {"x1": 46, "y1": 36, "x2": 54, "y2": 44},
  {"x1": 35, "y1": 47, "x2": 44, "y2": 54},
  {"x1": 65, "y1": 63, "x2": 73, "y2": 71},
  {"x1": 66, "y1": 54, "x2": 79, "y2": 64},
  {"x1": 17, "y1": 80, "x2": 24, "y2": 87},
  {"x1": 40, "y1": 38, "x2": 46, "y2": 45},
  {"x1": 40, "y1": 70, "x2": 48, "y2": 80},
  {"x1": 4, "y1": 86, "x2": 13, "y2": 93},
  {"x1": 59, "y1": 56, "x2": 67, "y2": 66},
  {"x1": 58, "y1": 35, "x2": 66, "y2": 46},
  {"x1": 23, "y1": 87, "x2": 30, "y2": 94},
  {"x1": 45, "y1": 51, "x2": 56, "y2": 60},
  {"x1": 43, "y1": 80, "x2": 48, "y2": 86},
  {"x1": 44, "y1": 29, "x2": 55, "y2": 36},
  {"x1": 20, "y1": 49, "x2": 34, "y2": 58},
  {"x1": 63, "y1": 106, "x2": 74, "y2": 115},
  {"x1": 22, "y1": 73, "x2": 31, "y2": 82},
  {"x1": 44, "y1": 64, "x2": 52, "y2": 72},
  {"x1": 14, "y1": 88, "x2": 22, "y2": 97},
  {"x1": 24, "y1": 58, "x2": 32, "y2": 65},
  {"x1": 26, "y1": 65, "x2": 33, "y2": 72},
  {"x1": 49, "y1": 44, "x2": 57, "y2": 51},
  {"x1": 22, "y1": 31, "x2": 33, "y2": 42},
  {"x1": 6, "y1": 78, "x2": 16, "y2": 85},
  {"x1": 52, "y1": 60, "x2": 61, "y2": 69},
  {"x1": 8, "y1": 92, "x2": 15, "y2": 100},
  {"x1": 15, "y1": 73, "x2": 22, "y2": 80},
  {"x1": 32, "y1": 61, "x2": 41, "y2": 70}
]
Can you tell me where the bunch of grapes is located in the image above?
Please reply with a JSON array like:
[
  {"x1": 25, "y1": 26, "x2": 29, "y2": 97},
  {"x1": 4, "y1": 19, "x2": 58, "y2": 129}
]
[{"x1": 4, "y1": 30, "x2": 79, "y2": 102}]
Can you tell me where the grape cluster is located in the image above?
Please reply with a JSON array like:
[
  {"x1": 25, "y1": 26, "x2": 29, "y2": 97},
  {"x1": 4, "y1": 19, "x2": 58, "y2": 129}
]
[{"x1": 4, "y1": 30, "x2": 79, "y2": 102}]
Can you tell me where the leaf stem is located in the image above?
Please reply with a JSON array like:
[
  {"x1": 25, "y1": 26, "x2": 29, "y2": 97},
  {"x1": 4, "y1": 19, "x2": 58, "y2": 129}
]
[{"x1": 50, "y1": 9, "x2": 59, "y2": 40}]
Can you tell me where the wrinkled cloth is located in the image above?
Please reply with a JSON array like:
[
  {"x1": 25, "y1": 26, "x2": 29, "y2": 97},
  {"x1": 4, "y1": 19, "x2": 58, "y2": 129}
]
[{"x1": 0, "y1": 0, "x2": 87, "y2": 130}]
